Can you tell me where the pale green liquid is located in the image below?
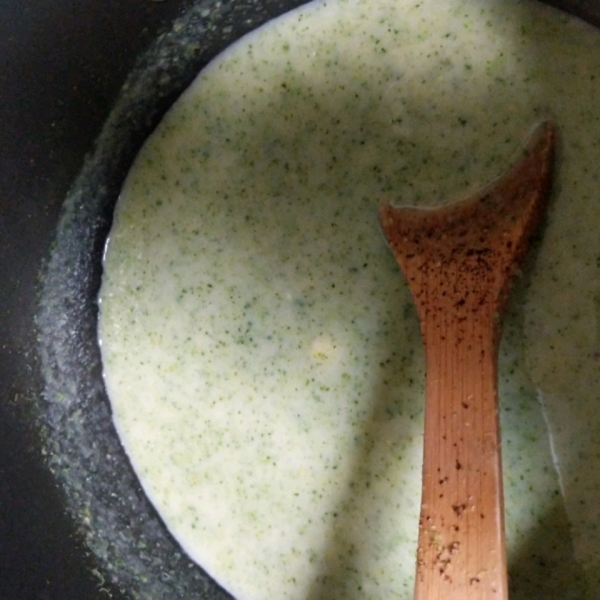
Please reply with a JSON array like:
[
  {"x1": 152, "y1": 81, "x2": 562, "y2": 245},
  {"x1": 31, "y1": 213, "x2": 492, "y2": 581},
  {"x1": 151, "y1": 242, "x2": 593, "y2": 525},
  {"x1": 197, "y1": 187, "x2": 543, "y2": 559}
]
[{"x1": 100, "y1": 0, "x2": 600, "y2": 597}]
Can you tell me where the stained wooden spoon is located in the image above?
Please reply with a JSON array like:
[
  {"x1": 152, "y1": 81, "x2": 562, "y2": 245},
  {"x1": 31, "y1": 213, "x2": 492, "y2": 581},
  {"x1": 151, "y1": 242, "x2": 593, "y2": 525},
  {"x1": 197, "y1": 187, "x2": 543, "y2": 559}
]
[{"x1": 380, "y1": 121, "x2": 556, "y2": 600}]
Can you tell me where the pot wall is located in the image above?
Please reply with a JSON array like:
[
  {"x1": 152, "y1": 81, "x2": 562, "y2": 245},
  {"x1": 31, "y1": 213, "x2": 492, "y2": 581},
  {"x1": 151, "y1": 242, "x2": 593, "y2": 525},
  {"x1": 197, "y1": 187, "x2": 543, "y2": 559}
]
[{"x1": 0, "y1": 4, "x2": 194, "y2": 598}]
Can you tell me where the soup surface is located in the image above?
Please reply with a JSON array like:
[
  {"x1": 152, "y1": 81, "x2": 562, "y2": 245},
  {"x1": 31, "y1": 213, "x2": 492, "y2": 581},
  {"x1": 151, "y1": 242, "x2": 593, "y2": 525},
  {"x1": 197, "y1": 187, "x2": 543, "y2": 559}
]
[{"x1": 99, "y1": 0, "x2": 600, "y2": 597}]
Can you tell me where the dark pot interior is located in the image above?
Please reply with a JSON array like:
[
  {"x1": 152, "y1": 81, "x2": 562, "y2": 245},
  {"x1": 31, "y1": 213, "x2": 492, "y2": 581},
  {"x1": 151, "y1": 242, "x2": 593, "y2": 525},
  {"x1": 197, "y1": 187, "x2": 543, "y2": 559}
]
[{"x1": 2, "y1": 1, "x2": 600, "y2": 598}]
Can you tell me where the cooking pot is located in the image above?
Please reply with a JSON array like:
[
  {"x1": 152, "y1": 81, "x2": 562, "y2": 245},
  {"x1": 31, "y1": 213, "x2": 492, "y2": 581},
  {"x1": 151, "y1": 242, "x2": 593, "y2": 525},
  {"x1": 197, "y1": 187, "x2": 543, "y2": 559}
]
[{"x1": 1, "y1": 1, "x2": 599, "y2": 598}]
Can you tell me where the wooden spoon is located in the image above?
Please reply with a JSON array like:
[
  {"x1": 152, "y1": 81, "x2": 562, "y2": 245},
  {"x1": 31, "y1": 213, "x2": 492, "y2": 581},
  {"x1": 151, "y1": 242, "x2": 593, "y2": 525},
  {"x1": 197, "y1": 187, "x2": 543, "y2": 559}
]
[{"x1": 380, "y1": 121, "x2": 556, "y2": 599}]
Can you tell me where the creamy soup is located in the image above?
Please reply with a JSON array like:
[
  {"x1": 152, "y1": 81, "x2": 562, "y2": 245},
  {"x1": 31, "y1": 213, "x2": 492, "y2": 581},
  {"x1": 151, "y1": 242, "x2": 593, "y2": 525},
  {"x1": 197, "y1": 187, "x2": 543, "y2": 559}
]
[{"x1": 99, "y1": 0, "x2": 600, "y2": 597}]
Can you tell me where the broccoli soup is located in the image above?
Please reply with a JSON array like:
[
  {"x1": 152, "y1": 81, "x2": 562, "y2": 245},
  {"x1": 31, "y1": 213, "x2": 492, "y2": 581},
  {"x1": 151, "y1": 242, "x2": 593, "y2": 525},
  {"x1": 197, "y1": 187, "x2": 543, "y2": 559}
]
[{"x1": 99, "y1": 0, "x2": 600, "y2": 597}]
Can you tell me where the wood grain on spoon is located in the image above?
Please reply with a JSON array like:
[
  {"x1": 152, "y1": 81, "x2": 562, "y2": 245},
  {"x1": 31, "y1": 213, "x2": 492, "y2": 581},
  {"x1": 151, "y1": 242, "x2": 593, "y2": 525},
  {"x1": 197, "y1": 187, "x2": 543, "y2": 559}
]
[{"x1": 380, "y1": 121, "x2": 556, "y2": 600}]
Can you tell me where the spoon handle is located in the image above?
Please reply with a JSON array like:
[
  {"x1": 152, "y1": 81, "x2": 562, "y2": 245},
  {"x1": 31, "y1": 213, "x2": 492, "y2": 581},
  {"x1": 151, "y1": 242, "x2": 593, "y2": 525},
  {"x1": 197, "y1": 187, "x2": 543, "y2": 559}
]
[{"x1": 414, "y1": 280, "x2": 506, "y2": 599}]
